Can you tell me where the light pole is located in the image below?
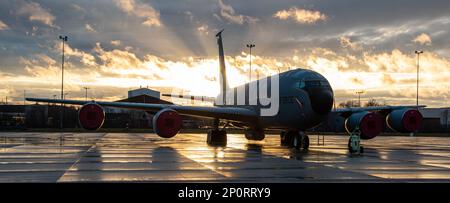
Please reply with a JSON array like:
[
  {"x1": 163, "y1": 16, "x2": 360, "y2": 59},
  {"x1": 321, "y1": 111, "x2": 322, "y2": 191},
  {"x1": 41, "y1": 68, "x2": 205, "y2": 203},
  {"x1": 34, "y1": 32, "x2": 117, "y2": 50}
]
[
  {"x1": 59, "y1": 35, "x2": 68, "y2": 130},
  {"x1": 83, "y1": 87, "x2": 90, "y2": 101},
  {"x1": 62, "y1": 92, "x2": 68, "y2": 133},
  {"x1": 415, "y1": 50, "x2": 423, "y2": 108},
  {"x1": 246, "y1": 44, "x2": 255, "y2": 82},
  {"x1": 356, "y1": 90, "x2": 364, "y2": 107},
  {"x1": 52, "y1": 94, "x2": 56, "y2": 106}
]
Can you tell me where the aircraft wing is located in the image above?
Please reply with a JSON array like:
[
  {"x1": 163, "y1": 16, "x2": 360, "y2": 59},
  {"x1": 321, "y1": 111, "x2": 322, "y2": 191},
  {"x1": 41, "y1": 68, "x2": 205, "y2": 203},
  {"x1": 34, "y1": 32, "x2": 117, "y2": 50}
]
[
  {"x1": 333, "y1": 105, "x2": 426, "y2": 114},
  {"x1": 26, "y1": 98, "x2": 257, "y2": 122}
]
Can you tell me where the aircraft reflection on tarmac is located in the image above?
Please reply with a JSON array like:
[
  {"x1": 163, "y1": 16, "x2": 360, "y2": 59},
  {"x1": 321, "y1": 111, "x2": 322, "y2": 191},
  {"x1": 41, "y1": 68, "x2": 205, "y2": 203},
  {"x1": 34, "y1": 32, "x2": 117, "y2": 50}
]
[{"x1": 3, "y1": 132, "x2": 450, "y2": 182}]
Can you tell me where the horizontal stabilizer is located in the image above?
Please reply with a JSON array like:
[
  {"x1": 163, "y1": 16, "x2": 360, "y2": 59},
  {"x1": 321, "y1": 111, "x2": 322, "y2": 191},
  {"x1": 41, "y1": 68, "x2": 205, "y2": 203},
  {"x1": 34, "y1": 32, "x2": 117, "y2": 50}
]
[{"x1": 162, "y1": 94, "x2": 215, "y2": 102}]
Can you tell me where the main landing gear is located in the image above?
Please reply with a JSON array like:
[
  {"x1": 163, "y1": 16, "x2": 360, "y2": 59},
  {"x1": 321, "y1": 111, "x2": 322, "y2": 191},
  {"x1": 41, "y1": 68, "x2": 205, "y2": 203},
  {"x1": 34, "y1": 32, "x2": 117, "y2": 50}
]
[
  {"x1": 206, "y1": 129, "x2": 227, "y2": 146},
  {"x1": 206, "y1": 119, "x2": 227, "y2": 147},
  {"x1": 280, "y1": 131, "x2": 309, "y2": 150}
]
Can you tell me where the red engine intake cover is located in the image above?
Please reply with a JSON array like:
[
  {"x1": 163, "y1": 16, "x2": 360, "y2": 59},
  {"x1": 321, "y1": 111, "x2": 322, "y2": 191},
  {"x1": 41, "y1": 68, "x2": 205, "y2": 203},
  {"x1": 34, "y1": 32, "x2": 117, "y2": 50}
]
[
  {"x1": 152, "y1": 109, "x2": 182, "y2": 138},
  {"x1": 78, "y1": 103, "x2": 105, "y2": 130},
  {"x1": 345, "y1": 111, "x2": 383, "y2": 140},
  {"x1": 402, "y1": 109, "x2": 423, "y2": 132},
  {"x1": 387, "y1": 108, "x2": 423, "y2": 132},
  {"x1": 359, "y1": 112, "x2": 383, "y2": 139}
]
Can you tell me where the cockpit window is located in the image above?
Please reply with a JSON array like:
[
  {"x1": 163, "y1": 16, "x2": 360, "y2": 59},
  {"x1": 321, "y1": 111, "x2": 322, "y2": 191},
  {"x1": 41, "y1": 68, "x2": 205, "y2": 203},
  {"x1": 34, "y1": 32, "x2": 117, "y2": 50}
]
[{"x1": 299, "y1": 80, "x2": 330, "y2": 89}]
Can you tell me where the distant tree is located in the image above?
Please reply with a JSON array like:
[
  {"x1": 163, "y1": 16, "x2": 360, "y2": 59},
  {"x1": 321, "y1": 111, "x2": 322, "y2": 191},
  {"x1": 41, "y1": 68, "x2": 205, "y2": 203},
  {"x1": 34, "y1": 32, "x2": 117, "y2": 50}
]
[
  {"x1": 338, "y1": 100, "x2": 356, "y2": 108},
  {"x1": 364, "y1": 99, "x2": 383, "y2": 107},
  {"x1": 338, "y1": 99, "x2": 385, "y2": 108}
]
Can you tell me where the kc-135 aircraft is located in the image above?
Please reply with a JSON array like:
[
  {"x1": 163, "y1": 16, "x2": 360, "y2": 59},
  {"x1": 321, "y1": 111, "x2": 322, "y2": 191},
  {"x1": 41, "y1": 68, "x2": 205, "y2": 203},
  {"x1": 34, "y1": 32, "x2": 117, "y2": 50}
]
[{"x1": 27, "y1": 30, "x2": 423, "y2": 153}]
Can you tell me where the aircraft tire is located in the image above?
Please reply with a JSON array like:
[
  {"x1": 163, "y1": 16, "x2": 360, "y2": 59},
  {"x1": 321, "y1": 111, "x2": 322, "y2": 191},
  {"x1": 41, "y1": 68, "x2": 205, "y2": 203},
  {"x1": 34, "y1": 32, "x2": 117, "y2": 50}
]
[
  {"x1": 280, "y1": 131, "x2": 288, "y2": 146},
  {"x1": 302, "y1": 135, "x2": 309, "y2": 151},
  {"x1": 281, "y1": 131, "x2": 296, "y2": 146},
  {"x1": 245, "y1": 130, "x2": 265, "y2": 141},
  {"x1": 348, "y1": 138, "x2": 357, "y2": 154},
  {"x1": 293, "y1": 134, "x2": 303, "y2": 150}
]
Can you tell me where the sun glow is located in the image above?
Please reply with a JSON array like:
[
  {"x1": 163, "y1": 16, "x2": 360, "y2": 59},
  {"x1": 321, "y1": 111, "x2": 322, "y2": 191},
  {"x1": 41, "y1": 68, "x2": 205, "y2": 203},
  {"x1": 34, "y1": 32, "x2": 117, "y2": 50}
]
[{"x1": 1, "y1": 42, "x2": 449, "y2": 107}]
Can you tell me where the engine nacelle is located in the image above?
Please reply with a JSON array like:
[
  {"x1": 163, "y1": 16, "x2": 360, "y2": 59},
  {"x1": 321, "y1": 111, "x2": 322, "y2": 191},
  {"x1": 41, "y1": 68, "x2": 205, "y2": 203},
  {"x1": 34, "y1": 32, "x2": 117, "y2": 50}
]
[
  {"x1": 345, "y1": 111, "x2": 383, "y2": 140},
  {"x1": 78, "y1": 103, "x2": 105, "y2": 130},
  {"x1": 386, "y1": 108, "x2": 423, "y2": 132},
  {"x1": 152, "y1": 109, "x2": 182, "y2": 138}
]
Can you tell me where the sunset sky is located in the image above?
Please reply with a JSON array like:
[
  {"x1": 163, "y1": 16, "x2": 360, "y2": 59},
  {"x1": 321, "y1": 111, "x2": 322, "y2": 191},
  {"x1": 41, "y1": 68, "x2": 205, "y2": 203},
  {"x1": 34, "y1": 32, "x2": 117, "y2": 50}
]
[{"x1": 0, "y1": 0, "x2": 449, "y2": 107}]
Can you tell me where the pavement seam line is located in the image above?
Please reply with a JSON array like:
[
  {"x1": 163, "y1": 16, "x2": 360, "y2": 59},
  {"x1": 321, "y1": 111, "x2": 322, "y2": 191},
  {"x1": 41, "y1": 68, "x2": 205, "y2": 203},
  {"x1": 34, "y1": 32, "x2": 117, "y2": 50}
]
[{"x1": 56, "y1": 133, "x2": 107, "y2": 182}]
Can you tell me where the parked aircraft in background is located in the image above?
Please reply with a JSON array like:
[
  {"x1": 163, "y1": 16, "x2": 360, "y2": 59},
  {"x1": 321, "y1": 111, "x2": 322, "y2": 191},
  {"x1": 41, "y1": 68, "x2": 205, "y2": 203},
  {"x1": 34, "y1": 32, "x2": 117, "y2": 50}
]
[{"x1": 27, "y1": 30, "x2": 423, "y2": 152}]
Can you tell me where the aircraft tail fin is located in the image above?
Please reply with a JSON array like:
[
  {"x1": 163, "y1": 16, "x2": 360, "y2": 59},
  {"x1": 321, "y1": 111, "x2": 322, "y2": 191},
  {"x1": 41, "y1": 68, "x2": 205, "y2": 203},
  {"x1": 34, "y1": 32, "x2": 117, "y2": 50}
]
[{"x1": 216, "y1": 29, "x2": 228, "y2": 103}]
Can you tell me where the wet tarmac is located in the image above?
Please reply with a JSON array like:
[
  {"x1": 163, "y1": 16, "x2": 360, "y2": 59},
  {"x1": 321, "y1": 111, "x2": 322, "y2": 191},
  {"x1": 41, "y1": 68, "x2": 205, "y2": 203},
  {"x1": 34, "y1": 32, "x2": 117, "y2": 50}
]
[{"x1": 1, "y1": 132, "x2": 450, "y2": 182}]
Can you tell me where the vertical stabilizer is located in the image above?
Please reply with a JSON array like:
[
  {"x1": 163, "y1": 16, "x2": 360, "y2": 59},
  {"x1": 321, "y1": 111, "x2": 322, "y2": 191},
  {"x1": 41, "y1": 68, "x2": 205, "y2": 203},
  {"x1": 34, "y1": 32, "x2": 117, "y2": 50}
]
[{"x1": 216, "y1": 30, "x2": 228, "y2": 103}]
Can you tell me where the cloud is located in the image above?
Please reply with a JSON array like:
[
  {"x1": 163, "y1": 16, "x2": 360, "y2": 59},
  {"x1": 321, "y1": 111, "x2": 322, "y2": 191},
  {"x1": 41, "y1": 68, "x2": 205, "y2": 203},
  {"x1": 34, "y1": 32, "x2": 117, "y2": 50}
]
[
  {"x1": 54, "y1": 42, "x2": 97, "y2": 67},
  {"x1": 339, "y1": 36, "x2": 361, "y2": 50},
  {"x1": 304, "y1": 48, "x2": 351, "y2": 73},
  {"x1": 70, "y1": 4, "x2": 85, "y2": 13},
  {"x1": 363, "y1": 49, "x2": 450, "y2": 73},
  {"x1": 184, "y1": 11, "x2": 194, "y2": 22},
  {"x1": 36, "y1": 54, "x2": 56, "y2": 66},
  {"x1": 113, "y1": 0, "x2": 162, "y2": 27},
  {"x1": 3, "y1": 44, "x2": 450, "y2": 107},
  {"x1": 0, "y1": 20, "x2": 9, "y2": 30},
  {"x1": 350, "y1": 77, "x2": 363, "y2": 85},
  {"x1": 413, "y1": 33, "x2": 432, "y2": 45},
  {"x1": 197, "y1": 24, "x2": 209, "y2": 35},
  {"x1": 85, "y1": 24, "x2": 97, "y2": 33},
  {"x1": 16, "y1": 1, "x2": 56, "y2": 27},
  {"x1": 110, "y1": 40, "x2": 122, "y2": 46},
  {"x1": 93, "y1": 42, "x2": 145, "y2": 74},
  {"x1": 381, "y1": 73, "x2": 395, "y2": 85},
  {"x1": 273, "y1": 7, "x2": 327, "y2": 24},
  {"x1": 217, "y1": 0, "x2": 258, "y2": 24},
  {"x1": 1, "y1": 0, "x2": 450, "y2": 107}
]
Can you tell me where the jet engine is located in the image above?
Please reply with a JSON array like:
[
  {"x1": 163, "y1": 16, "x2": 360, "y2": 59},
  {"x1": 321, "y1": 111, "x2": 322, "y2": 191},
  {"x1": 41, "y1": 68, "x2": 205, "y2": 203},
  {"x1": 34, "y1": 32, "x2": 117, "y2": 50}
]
[
  {"x1": 78, "y1": 103, "x2": 105, "y2": 130},
  {"x1": 386, "y1": 108, "x2": 423, "y2": 132},
  {"x1": 345, "y1": 111, "x2": 383, "y2": 140},
  {"x1": 152, "y1": 109, "x2": 182, "y2": 138}
]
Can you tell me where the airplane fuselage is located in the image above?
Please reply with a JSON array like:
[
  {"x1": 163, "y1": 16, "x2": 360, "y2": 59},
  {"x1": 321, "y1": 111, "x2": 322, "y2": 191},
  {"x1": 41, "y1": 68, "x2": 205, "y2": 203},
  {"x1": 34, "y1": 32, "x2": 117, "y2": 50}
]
[{"x1": 215, "y1": 68, "x2": 334, "y2": 131}]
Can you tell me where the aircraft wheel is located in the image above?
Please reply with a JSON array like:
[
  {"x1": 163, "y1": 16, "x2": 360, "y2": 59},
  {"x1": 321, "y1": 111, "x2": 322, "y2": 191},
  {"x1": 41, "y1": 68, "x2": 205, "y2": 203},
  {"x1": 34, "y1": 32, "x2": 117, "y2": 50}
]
[
  {"x1": 207, "y1": 129, "x2": 227, "y2": 147},
  {"x1": 245, "y1": 130, "x2": 265, "y2": 141},
  {"x1": 348, "y1": 137, "x2": 362, "y2": 154},
  {"x1": 280, "y1": 131, "x2": 288, "y2": 146},
  {"x1": 302, "y1": 135, "x2": 309, "y2": 151},
  {"x1": 293, "y1": 134, "x2": 303, "y2": 150},
  {"x1": 281, "y1": 131, "x2": 296, "y2": 146},
  {"x1": 348, "y1": 138, "x2": 356, "y2": 153}
]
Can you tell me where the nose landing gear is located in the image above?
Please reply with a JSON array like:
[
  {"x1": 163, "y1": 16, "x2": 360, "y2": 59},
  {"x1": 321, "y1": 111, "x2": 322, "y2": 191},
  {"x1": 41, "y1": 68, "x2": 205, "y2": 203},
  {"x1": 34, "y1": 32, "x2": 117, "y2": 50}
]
[
  {"x1": 280, "y1": 131, "x2": 309, "y2": 151},
  {"x1": 348, "y1": 127, "x2": 364, "y2": 154}
]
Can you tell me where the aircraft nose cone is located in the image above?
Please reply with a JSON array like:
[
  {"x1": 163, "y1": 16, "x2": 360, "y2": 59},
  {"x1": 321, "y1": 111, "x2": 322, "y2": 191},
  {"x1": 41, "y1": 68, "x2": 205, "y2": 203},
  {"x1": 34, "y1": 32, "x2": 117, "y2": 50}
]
[{"x1": 307, "y1": 88, "x2": 333, "y2": 115}]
